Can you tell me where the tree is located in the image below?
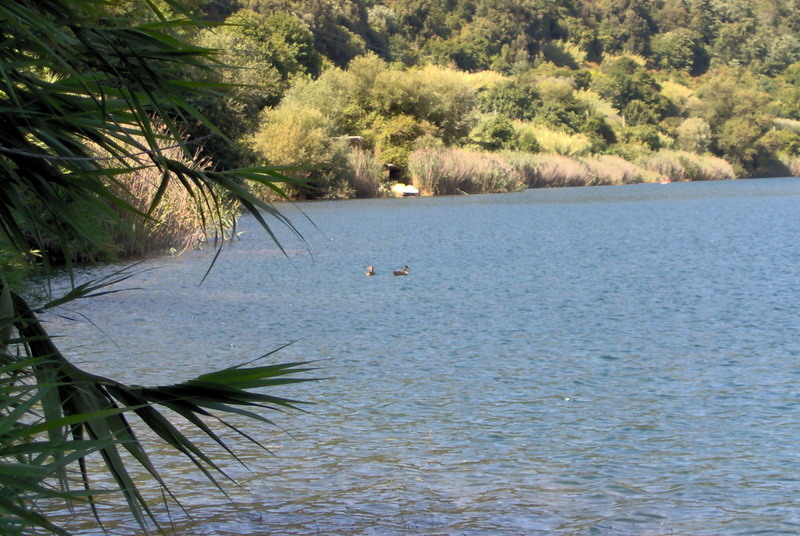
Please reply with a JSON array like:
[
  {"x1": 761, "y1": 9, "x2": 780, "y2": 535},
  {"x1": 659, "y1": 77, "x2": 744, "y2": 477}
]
[
  {"x1": 188, "y1": 9, "x2": 322, "y2": 169},
  {"x1": 597, "y1": 0, "x2": 656, "y2": 55},
  {"x1": 676, "y1": 117, "x2": 713, "y2": 153},
  {"x1": 651, "y1": 29, "x2": 709, "y2": 75},
  {"x1": 0, "y1": 1, "x2": 314, "y2": 533},
  {"x1": 478, "y1": 80, "x2": 541, "y2": 121},
  {"x1": 468, "y1": 114, "x2": 519, "y2": 151},
  {"x1": 692, "y1": 69, "x2": 773, "y2": 170}
]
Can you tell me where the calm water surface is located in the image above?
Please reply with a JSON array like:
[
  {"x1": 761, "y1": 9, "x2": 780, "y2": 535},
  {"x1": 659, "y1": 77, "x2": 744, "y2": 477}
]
[{"x1": 50, "y1": 178, "x2": 800, "y2": 535}]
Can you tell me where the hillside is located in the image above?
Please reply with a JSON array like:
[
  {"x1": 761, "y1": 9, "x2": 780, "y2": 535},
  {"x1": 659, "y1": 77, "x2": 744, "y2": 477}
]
[{"x1": 161, "y1": 1, "x2": 800, "y2": 196}]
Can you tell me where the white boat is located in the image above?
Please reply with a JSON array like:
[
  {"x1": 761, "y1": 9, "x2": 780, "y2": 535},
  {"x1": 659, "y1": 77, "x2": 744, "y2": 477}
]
[{"x1": 391, "y1": 183, "x2": 420, "y2": 196}]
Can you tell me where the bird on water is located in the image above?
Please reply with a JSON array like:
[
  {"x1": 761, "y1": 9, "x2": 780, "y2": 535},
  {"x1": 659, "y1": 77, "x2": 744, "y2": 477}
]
[{"x1": 393, "y1": 265, "x2": 410, "y2": 276}]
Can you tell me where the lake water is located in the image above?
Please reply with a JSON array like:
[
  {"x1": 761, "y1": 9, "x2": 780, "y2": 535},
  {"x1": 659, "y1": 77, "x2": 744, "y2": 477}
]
[{"x1": 49, "y1": 178, "x2": 800, "y2": 535}]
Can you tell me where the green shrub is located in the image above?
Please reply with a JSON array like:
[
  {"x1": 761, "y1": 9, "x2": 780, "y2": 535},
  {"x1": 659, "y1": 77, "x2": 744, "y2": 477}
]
[
  {"x1": 370, "y1": 114, "x2": 436, "y2": 168},
  {"x1": 468, "y1": 114, "x2": 519, "y2": 151},
  {"x1": 774, "y1": 118, "x2": 800, "y2": 134},
  {"x1": 252, "y1": 105, "x2": 352, "y2": 199},
  {"x1": 477, "y1": 80, "x2": 540, "y2": 120},
  {"x1": 626, "y1": 124, "x2": 663, "y2": 150},
  {"x1": 676, "y1": 117, "x2": 713, "y2": 153},
  {"x1": 790, "y1": 157, "x2": 800, "y2": 177},
  {"x1": 757, "y1": 129, "x2": 800, "y2": 156}
]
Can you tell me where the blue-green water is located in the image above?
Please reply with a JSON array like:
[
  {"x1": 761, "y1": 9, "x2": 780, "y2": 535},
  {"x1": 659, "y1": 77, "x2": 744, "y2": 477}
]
[{"x1": 52, "y1": 178, "x2": 800, "y2": 535}]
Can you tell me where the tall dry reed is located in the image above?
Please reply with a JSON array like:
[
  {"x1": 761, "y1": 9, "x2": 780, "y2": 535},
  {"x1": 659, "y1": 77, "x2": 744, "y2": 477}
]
[
  {"x1": 111, "y1": 137, "x2": 236, "y2": 257},
  {"x1": 581, "y1": 155, "x2": 645, "y2": 185},
  {"x1": 346, "y1": 147, "x2": 384, "y2": 198},
  {"x1": 637, "y1": 151, "x2": 736, "y2": 182},
  {"x1": 789, "y1": 157, "x2": 800, "y2": 177},
  {"x1": 407, "y1": 148, "x2": 524, "y2": 195}
]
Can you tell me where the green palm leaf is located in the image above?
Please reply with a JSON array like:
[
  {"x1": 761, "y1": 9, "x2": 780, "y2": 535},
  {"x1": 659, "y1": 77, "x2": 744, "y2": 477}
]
[{"x1": 1, "y1": 0, "x2": 321, "y2": 533}]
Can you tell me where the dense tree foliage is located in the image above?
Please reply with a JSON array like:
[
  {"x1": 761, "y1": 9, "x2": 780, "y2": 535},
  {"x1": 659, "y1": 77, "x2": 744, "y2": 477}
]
[{"x1": 163, "y1": 0, "x2": 800, "y2": 189}]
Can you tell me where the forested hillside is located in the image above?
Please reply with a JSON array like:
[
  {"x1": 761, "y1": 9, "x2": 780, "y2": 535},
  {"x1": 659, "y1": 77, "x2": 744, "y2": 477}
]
[{"x1": 157, "y1": 0, "x2": 800, "y2": 198}]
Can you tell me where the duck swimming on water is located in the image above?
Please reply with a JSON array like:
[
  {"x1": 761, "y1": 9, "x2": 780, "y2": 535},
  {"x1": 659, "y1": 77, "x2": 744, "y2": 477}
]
[
  {"x1": 393, "y1": 265, "x2": 410, "y2": 276},
  {"x1": 365, "y1": 265, "x2": 375, "y2": 276}
]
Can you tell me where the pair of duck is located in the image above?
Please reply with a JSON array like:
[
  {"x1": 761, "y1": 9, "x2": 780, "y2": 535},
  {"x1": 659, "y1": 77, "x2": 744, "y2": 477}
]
[{"x1": 366, "y1": 265, "x2": 409, "y2": 276}]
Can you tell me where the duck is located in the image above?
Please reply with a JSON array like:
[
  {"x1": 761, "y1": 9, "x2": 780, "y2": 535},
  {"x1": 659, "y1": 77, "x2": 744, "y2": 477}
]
[
  {"x1": 365, "y1": 265, "x2": 375, "y2": 276},
  {"x1": 393, "y1": 265, "x2": 410, "y2": 276}
]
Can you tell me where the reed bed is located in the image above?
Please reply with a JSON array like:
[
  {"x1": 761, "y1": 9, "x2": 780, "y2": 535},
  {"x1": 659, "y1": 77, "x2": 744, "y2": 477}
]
[
  {"x1": 790, "y1": 157, "x2": 800, "y2": 177},
  {"x1": 346, "y1": 147, "x2": 384, "y2": 198},
  {"x1": 581, "y1": 155, "x2": 645, "y2": 185},
  {"x1": 637, "y1": 151, "x2": 736, "y2": 182},
  {"x1": 506, "y1": 153, "x2": 589, "y2": 187},
  {"x1": 362, "y1": 147, "x2": 739, "y2": 199},
  {"x1": 408, "y1": 147, "x2": 524, "y2": 195},
  {"x1": 503, "y1": 152, "x2": 646, "y2": 187},
  {"x1": 111, "y1": 140, "x2": 236, "y2": 257}
]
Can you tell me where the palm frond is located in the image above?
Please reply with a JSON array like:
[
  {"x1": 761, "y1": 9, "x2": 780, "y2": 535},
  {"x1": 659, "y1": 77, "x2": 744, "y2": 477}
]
[
  {"x1": 4, "y1": 287, "x2": 316, "y2": 533},
  {"x1": 1, "y1": 1, "x2": 322, "y2": 533}
]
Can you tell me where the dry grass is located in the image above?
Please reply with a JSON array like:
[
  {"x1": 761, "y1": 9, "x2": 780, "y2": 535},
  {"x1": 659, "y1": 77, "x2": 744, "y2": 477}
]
[
  {"x1": 581, "y1": 155, "x2": 645, "y2": 185},
  {"x1": 111, "y1": 138, "x2": 235, "y2": 257},
  {"x1": 346, "y1": 147, "x2": 384, "y2": 198},
  {"x1": 408, "y1": 147, "x2": 525, "y2": 195},
  {"x1": 789, "y1": 157, "x2": 800, "y2": 177},
  {"x1": 636, "y1": 151, "x2": 737, "y2": 182},
  {"x1": 504, "y1": 152, "x2": 646, "y2": 188},
  {"x1": 507, "y1": 153, "x2": 589, "y2": 187}
]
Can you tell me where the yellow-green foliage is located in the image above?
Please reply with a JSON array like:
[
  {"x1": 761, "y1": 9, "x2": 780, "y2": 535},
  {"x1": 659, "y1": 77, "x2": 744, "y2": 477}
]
[
  {"x1": 369, "y1": 113, "x2": 437, "y2": 167},
  {"x1": 574, "y1": 89, "x2": 622, "y2": 124},
  {"x1": 637, "y1": 151, "x2": 736, "y2": 181},
  {"x1": 408, "y1": 147, "x2": 524, "y2": 195},
  {"x1": 518, "y1": 124, "x2": 592, "y2": 156},
  {"x1": 774, "y1": 118, "x2": 800, "y2": 133},
  {"x1": 251, "y1": 104, "x2": 352, "y2": 199},
  {"x1": 536, "y1": 76, "x2": 574, "y2": 102},
  {"x1": 602, "y1": 52, "x2": 648, "y2": 67},
  {"x1": 253, "y1": 105, "x2": 334, "y2": 167},
  {"x1": 660, "y1": 80, "x2": 694, "y2": 114},
  {"x1": 676, "y1": 117, "x2": 713, "y2": 153},
  {"x1": 457, "y1": 68, "x2": 509, "y2": 91},
  {"x1": 275, "y1": 56, "x2": 480, "y2": 156}
]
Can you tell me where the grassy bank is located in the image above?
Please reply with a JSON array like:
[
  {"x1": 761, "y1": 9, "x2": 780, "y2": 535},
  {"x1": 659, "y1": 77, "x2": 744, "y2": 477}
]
[{"x1": 403, "y1": 148, "x2": 738, "y2": 196}]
